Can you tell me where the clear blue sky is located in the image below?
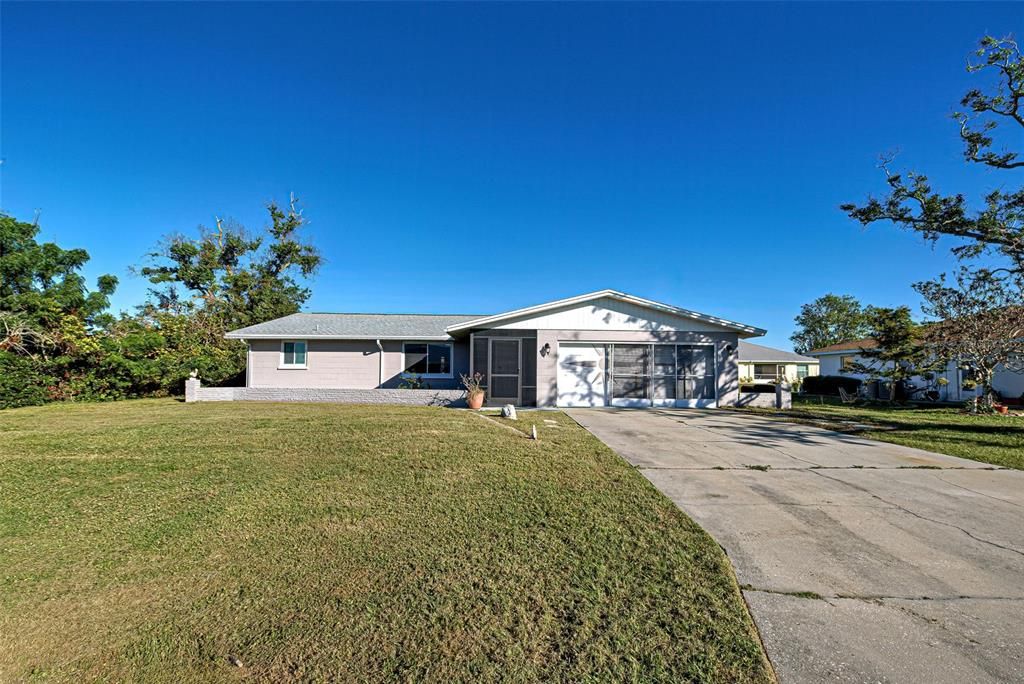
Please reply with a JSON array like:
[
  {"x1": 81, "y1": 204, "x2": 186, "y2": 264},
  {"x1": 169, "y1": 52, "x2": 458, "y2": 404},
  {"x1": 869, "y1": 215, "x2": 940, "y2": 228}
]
[{"x1": 2, "y1": 2, "x2": 1018, "y2": 349}]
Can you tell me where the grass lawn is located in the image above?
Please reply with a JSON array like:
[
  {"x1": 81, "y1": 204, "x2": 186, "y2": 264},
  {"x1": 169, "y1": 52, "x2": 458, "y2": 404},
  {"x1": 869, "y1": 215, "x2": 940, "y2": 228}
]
[
  {"x1": 738, "y1": 396, "x2": 1024, "y2": 470},
  {"x1": 0, "y1": 400, "x2": 771, "y2": 683}
]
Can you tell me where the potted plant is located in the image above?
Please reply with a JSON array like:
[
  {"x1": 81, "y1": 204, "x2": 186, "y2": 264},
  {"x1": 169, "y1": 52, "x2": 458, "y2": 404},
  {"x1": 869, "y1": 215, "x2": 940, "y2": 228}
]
[{"x1": 461, "y1": 372, "x2": 485, "y2": 410}]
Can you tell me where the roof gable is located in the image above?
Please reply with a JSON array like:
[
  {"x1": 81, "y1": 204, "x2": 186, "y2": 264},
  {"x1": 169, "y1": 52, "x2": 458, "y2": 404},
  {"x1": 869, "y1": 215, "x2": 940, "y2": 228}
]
[{"x1": 446, "y1": 290, "x2": 765, "y2": 336}]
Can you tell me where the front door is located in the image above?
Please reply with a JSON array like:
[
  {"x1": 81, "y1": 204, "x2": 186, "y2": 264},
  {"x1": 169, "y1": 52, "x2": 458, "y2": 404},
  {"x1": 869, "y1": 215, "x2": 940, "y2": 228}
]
[{"x1": 489, "y1": 339, "x2": 521, "y2": 404}]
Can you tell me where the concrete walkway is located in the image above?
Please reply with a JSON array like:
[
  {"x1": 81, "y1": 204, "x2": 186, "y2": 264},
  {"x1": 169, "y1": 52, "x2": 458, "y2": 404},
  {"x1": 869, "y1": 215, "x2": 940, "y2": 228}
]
[{"x1": 567, "y1": 408, "x2": 1024, "y2": 683}]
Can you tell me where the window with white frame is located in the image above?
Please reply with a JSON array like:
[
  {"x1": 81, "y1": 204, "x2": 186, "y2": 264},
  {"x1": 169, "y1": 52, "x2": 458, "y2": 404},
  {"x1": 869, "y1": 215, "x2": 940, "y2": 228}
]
[
  {"x1": 402, "y1": 342, "x2": 452, "y2": 377},
  {"x1": 280, "y1": 340, "x2": 307, "y2": 368},
  {"x1": 796, "y1": 364, "x2": 809, "y2": 379},
  {"x1": 753, "y1": 363, "x2": 783, "y2": 381}
]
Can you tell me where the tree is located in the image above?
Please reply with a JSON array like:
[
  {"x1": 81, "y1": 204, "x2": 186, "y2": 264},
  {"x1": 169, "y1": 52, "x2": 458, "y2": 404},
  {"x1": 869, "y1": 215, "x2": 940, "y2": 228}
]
[
  {"x1": 915, "y1": 269, "x2": 1024, "y2": 412},
  {"x1": 140, "y1": 196, "x2": 321, "y2": 330},
  {"x1": 845, "y1": 306, "x2": 943, "y2": 402},
  {"x1": 0, "y1": 212, "x2": 117, "y2": 358},
  {"x1": 790, "y1": 294, "x2": 870, "y2": 354},
  {"x1": 841, "y1": 36, "x2": 1024, "y2": 280},
  {"x1": 136, "y1": 196, "x2": 323, "y2": 387},
  {"x1": 0, "y1": 213, "x2": 120, "y2": 406}
]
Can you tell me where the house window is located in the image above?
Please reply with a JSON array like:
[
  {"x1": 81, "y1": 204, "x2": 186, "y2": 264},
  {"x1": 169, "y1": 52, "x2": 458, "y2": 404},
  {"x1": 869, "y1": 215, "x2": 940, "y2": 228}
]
[
  {"x1": 753, "y1": 364, "x2": 782, "y2": 381},
  {"x1": 280, "y1": 340, "x2": 307, "y2": 368},
  {"x1": 840, "y1": 355, "x2": 856, "y2": 371},
  {"x1": 796, "y1": 364, "x2": 809, "y2": 379},
  {"x1": 403, "y1": 342, "x2": 452, "y2": 377}
]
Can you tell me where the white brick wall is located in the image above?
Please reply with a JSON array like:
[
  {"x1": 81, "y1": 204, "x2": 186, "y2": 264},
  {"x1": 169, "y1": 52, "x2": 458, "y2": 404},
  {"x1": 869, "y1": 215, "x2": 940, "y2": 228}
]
[
  {"x1": 184, "y1": 379, "x2": 466, "y2": 407},
  {"x1": 735, "y1": 384, "x2": 792, "y2": 409}
]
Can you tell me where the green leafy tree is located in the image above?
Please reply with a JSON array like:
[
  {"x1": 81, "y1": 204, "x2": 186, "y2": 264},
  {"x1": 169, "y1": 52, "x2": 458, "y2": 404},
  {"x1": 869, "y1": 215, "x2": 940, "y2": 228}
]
[
  {"x1": 0, "y1": 213, "x2": 117, "y2": 355},
  {"x1": 0, "y1": 213, "x2": 118, "y2": 406},
  {"x1": 790, "y1": 294, "x2": 870, "y2": 354},
  {"x1": 841, "y1": 36, "x2": 1024, "y2": 281},
  {"x1": 845, "y1": 306, "x2": 943, "y2": 402},
  {"x1": 140, "y1": 196, "x2": 322, "y2": 330},
  {"x1": 137, "y1": 197, "x2": 322, "y2": 387}
]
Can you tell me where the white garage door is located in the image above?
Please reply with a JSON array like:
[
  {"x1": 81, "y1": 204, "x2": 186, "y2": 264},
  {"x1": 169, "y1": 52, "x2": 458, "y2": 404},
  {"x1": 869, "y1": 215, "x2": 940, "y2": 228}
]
[{"x1": 557, "y1": 343, "x2": 606, "y2": 407}]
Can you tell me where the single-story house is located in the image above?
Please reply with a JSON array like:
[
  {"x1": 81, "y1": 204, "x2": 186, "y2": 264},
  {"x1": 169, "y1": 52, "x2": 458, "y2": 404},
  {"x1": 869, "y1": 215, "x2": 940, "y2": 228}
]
[
  {"x1": 806, "y1": 339, "x2": 1024, "y2": 402},
  {"x1": 222, "y1": 289, "x2": 767, "y2": 408},
  {"x1": 737, "y1": 341, "x2": 819, "y2": 384}
]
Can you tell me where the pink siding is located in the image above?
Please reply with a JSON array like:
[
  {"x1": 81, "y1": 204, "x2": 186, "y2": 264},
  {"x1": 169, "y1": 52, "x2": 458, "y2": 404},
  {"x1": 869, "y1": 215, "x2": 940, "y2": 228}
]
[
  {"x1": 246, "y1": 339, "x2": 471, "y2": 389},
  {"x1": 249, "y1": 339, "x2": 381, "y2": 388}
]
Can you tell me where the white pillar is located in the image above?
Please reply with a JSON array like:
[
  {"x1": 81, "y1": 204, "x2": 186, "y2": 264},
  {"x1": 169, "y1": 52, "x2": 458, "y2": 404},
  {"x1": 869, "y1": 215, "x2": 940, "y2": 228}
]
[{"x1": 185, "y1": 377, "x2": 200, "y2": 403}]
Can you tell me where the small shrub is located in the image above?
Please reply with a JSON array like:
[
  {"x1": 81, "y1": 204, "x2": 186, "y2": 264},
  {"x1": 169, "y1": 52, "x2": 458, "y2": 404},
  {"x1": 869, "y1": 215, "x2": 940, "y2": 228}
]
[
  {"x1": 398, "y1": 373, "x2": 430, "y2": 390},
  {"x1": 802, "y1": 374, "x2": 863, "y2": 396},
  {"x1": 0, "y1": 352, "x2": 55, "y2": 409}
]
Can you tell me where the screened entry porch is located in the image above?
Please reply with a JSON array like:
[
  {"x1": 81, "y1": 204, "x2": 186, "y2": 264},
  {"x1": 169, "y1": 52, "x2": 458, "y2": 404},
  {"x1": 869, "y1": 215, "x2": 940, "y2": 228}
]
[
  {"x1": 470, "y1": 333, "x2": 538, "y2": 407},
  {"x1": 557, "y1": 342, "x2": 718, "y2": 408}
]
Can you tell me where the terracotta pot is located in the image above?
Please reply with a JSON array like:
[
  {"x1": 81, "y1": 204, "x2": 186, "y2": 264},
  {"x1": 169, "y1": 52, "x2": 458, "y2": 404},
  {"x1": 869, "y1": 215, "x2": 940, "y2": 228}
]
[
  {"x1": 467, "y1": 391, "x2": 485, "y2": 410},
  {"x1": 996, "y1": 405, "x2": 1009, "y2": 415}
]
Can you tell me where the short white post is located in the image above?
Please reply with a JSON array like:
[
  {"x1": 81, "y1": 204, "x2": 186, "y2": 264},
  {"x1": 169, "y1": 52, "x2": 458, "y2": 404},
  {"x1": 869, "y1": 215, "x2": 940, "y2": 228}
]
[
  {"x1": 775, "y1": 381, "x2": 792, "y2": 409},
  {"x1": 185, "y1": 377, "x2": 201, "y2": 403}
]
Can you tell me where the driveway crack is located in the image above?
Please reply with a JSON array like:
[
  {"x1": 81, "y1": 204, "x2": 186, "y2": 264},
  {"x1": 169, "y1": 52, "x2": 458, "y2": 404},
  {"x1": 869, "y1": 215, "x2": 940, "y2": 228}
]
[
  {"x1": 809, "y1": 469, "x2": 1024, "y2": 558},
  {"x1": 743, "y1": 587, "x2": 1024, "y2": 602},
  {"x1": 933, "y1": 474, "x2": 1024, "y2": 509},
  {"x1": 888, "y1": 601, "x2": 983, "y2": 645}
]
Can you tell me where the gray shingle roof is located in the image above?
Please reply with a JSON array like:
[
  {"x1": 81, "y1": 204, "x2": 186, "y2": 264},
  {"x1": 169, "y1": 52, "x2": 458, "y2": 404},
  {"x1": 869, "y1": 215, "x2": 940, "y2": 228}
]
[
  {"x1": 738, "y1": 341, "x2": 818, "y2": 363},
  {"x1": 225, "y1": 313, "x2": 484, "y2": 340}
]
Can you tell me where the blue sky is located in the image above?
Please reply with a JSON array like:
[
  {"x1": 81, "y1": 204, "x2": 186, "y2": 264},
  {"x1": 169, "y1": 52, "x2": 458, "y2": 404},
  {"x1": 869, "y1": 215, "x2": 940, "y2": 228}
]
[{"x1": 2, "y1": 2, "x2": 1018, "y2": 348}]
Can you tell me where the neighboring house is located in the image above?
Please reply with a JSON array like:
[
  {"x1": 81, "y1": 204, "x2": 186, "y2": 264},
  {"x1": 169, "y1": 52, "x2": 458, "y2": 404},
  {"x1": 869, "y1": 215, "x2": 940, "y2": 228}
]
[
  {"x1": 737, "y1": 341, "x2": 819, "y2": 384},
  {"x1": 806, "y1": 339, "x2": 1024, "y2": 402},
  {"x1": 223, "y1": 289, "x2": 767, "y2": 408}
]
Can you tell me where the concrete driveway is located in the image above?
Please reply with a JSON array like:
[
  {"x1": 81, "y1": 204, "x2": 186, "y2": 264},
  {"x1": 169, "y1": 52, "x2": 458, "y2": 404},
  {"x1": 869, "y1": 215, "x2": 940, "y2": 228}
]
[{"x1": 567, "y1": 408, "x2": 1024, "y2": 683}]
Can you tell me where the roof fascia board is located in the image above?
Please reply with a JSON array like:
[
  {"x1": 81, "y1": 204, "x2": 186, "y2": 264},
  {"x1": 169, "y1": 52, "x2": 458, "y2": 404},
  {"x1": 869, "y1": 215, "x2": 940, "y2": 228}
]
[
  {"x1": 224, "y1": 333, "x2": 453, "y2": 341},
  {"x1": 807, "y1": 350, "x2": 862, "y2": 356}
]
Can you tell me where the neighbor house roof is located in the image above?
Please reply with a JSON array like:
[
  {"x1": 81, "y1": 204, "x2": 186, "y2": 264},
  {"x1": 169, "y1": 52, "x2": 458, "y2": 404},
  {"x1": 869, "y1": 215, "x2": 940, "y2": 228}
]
[
  {"x1": 807, "y1": 339, "x2": 879, "y2": 354},
  {"x1": 738, "y1": 341, "x2": 818, "y2": 364},
  {"x1": 445, "y1": 289, "x2": 767, "y2": 337},
  {"x1": 224, "y1": 313, "x2": 483, "y2": 340}
]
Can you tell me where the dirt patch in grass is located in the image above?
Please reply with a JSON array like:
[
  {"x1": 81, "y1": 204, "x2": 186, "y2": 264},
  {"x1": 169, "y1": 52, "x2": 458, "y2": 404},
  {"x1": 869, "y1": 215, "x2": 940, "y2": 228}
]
[{"x1": 0, "y1": 400, "x2": 772, "y2": 682}]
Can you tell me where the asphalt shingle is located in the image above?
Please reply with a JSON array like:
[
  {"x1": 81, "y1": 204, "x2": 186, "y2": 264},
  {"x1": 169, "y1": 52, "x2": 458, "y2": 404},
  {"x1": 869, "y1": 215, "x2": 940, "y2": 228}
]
[
  {"x1": 225, "y1": 313, "x2": 484, "y2": 339},
  {"x1": 738, "y1": 340, "x2": 818, "y2": 363}
]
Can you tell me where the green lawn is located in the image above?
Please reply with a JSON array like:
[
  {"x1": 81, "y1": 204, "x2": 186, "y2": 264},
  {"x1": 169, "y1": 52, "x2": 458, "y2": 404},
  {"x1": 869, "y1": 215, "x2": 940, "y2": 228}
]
[
  {"x1": 739, "y1": 396, "x2": 1024, "y2": 470},
  {"x1": 0, "y1": 400, "x2": 771, "y2": 683}
]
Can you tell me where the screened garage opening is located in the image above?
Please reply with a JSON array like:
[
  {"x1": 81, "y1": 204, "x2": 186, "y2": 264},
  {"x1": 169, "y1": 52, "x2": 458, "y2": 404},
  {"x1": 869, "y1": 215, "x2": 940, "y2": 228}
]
[{"x1": 557, "y1": 342, "x2": 718, "y2": 408}]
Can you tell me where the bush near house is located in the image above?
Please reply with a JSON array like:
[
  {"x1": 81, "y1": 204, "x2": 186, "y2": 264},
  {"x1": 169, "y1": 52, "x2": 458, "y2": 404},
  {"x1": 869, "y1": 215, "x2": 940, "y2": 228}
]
[{"x1": 801, "y1": 374, "x2": 862, "y2": 396}]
